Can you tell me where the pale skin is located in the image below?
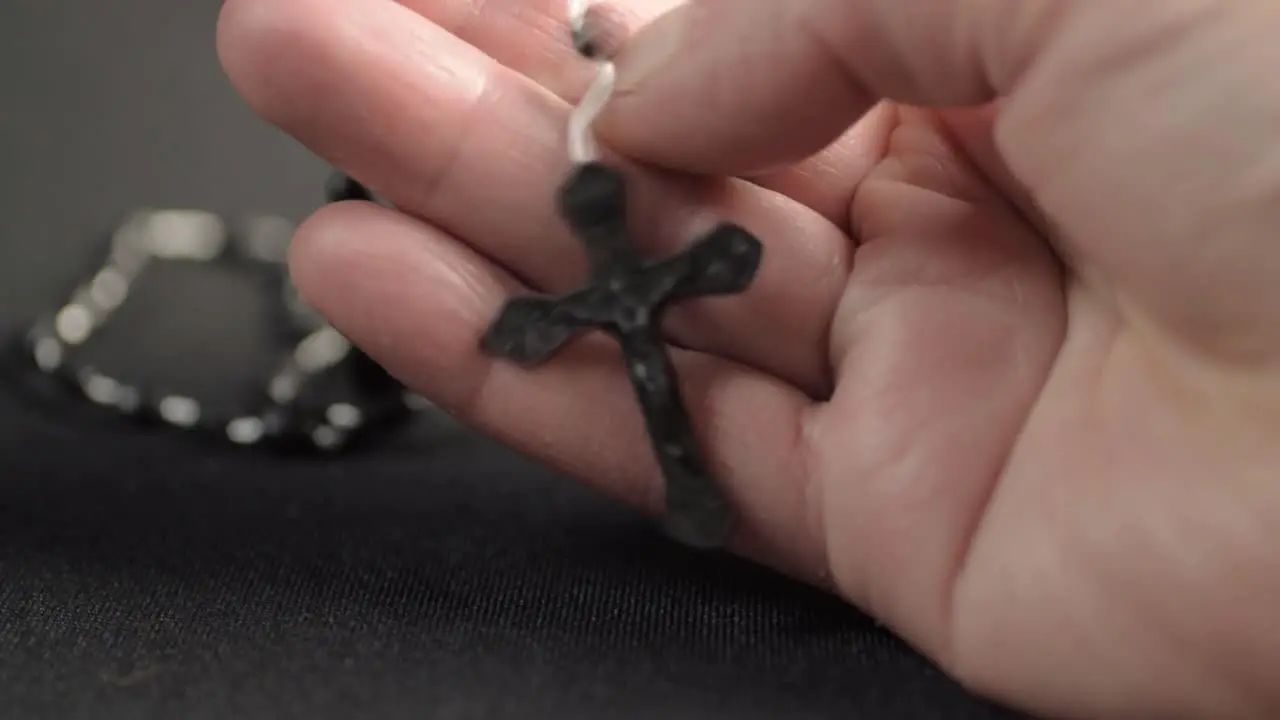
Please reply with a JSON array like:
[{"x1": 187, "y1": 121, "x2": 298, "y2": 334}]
[{"x1": 214, "y1": 0, "x2": 1280, "y2": 717}]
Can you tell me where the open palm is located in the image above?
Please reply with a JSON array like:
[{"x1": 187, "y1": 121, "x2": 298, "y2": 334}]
[{"x1": 217, "y1": 0, "x2": 1280, "y2": 717}]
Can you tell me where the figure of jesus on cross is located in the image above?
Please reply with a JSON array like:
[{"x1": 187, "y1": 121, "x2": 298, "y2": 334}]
[{"x1": 481, "y1": 161, "x2": 764, "y2": 549}]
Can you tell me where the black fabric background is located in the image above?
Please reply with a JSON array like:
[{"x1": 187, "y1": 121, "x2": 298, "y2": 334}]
[{"x1": 0, "y1": 2, "x2": 1024, "y2": 718}]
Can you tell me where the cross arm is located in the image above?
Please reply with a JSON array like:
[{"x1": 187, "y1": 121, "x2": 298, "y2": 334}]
[
  {"x1": 480, "y1": 295, "x2": 588, "y2": 367},
  {"x1": 653, "y1": 223, "x2": 763, "y2": 303}
]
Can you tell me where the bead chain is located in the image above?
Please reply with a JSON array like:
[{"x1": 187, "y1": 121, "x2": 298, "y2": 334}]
[{"x1": 18, "y1": 173, "x2": 428, "y2": 453}]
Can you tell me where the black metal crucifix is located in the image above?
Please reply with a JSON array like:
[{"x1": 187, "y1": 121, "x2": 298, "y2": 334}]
[{"x1": 481, "y1": 161, "x2": 763, "y2": 549}]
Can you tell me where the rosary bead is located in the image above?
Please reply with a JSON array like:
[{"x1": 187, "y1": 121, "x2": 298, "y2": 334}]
[
  {"x1": 571, "y1": 2, "x2": 627, "y2": 60},
  {"x1": 18, "y1": 171, "x2": 420, "y2": 454}
]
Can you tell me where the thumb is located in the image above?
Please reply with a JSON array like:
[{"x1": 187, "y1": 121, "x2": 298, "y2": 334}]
[{"x1": 596, "y1": 0, "x2": 1054, "y2": 175}]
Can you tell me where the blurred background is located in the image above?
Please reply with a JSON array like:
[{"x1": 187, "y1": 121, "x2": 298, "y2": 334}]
[
  {"x1": 1, "y1": 1, "x2": 328, "y2": 321},
  {"x1": 0, "y1": 0, "x2": 385, "y2": 421}
]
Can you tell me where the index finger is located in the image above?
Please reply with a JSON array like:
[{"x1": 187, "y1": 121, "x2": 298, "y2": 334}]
[{"x1": 597, "y1": 0, "x2": 1053, "y2": 175}]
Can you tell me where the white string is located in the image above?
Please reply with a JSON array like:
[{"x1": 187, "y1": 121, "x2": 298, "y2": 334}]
[
  {"x1": 568, "y1": 63, "x2": 615, "y2": 164},
  {"x1": 567, "y1": 0, "x2": 589, "y2": 35},
  {"x1": 565, "y1": 1, "x2": 722, "y2": 255},
  {"x1": 566, "y1": 0, "x2": 616, "y2": 165}
]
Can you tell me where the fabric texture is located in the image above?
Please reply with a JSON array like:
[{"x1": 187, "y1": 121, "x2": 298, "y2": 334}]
[{"x1": 0, "y1": 343, "x2": 1021, "y2": 719}]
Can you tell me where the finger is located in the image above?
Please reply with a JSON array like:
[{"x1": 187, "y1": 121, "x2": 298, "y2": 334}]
[
  {"x1": 396, "y1": 0, "x2": 678, "y2": 98},
  {"x1": 393, "y1": 0, "x2": 881, "y2": 234},
  {"x1": 404, "y1": 0, "x2": 885, "y2": 231},
  {"x1": 216, "y1": 0, "x2": 850, "y2": 397},
  {"x1": 745, "y1": 105, "x2": 896, "y2": 234},
  {"x1": 937, "y1": 104, "x2": 1058, "y2": 245},
  {"x1": 815, "y1": 106, "x2": 1066, "y2": 665},
  {"x1": 598, "y1": 0, "x2": 1058, "y2": 175},
  {"x1": 289, "y1": 199, "x2": 827, "y2": 582}
]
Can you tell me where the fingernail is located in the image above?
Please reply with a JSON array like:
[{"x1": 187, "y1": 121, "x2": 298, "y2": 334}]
[{"x1": 613, "y1": 6, "x2": 690, "y2": 93}]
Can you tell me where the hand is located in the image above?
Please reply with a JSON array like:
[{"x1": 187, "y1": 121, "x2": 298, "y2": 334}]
[{"x1": 215, "y1": 0, "x2": 1280, "y2": 717}]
